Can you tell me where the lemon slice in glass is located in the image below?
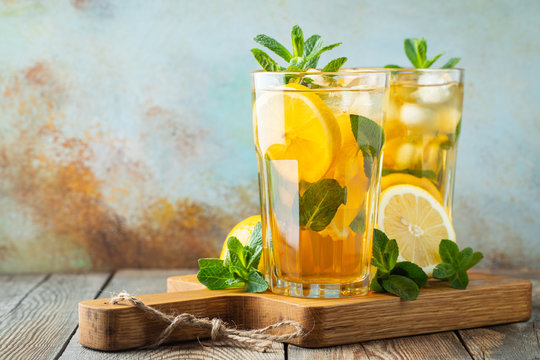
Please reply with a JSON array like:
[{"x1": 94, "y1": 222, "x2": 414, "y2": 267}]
[
  {"x1": 255, "y1": 83, "x2": 340, "y2": 183},
  {"x1": 377, "y1": 185, "x2": 456, "y2": 276}
]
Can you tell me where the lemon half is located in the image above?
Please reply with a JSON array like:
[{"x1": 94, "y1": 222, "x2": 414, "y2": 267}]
[{"x1": 377, "y1": 185, "x2": 455, "y2": 276}]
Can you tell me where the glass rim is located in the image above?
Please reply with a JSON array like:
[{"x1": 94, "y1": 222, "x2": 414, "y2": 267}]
[
  {"x1": 251, "y1": 68, "x2": 391, "y2": 76},
  {"x1": 386, "y1": 67, "x2": 464, "y2": 73}
]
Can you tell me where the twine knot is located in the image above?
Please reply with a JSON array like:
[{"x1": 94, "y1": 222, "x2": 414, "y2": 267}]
[{"x1": 107, "y1": 292, "x2": 305, "y2": 352}]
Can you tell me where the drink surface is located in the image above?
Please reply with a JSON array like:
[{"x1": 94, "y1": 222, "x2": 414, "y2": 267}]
[
  {"x1": 253, "y1": 82, "x2": 385, "y2": 291},
  {"x1": 383, "y1": 74, "x2": 463, "y2": 217}
]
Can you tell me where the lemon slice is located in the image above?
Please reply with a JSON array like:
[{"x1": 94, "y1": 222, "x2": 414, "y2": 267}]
[
  {"x1": 255, "y1": 83, "x2": 340, "y2": 183},
  {"x1": 377, "y1": 185, "x2": 455, "y2": 275},
  {"x1": 381, "y1": 173, "x2": 442, "y2": 204},
  {"x1": 219, "y1": 215, "x2": 264, "y2": 272}
]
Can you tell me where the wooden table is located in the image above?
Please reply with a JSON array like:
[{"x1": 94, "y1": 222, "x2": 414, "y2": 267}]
[{"x1": 1, "y1": 269, "x2": 538, "y2": 360}]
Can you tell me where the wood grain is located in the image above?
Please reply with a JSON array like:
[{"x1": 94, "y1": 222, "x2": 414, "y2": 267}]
[
  {"x1": 62, "y1": 269, "x2": 284, "y2": 360},
  {"x1": 0, "y1": 274, "x2": 48, "y2": 316},
  {"x1": 288, "y1": 343, "x2": 369, "y2": 359},
  {"x1": 78, "y1": 271, "x2": 531, "y2": 351},
  {"x1": 456, "y1": 270, "x2": 540, "y2": 360},
  {"x1": 0, "y1": 273, "x2": 109, "y2": 360},
  {"x1": 362, "y1": 332, "x2": 473, "y2": 360}
]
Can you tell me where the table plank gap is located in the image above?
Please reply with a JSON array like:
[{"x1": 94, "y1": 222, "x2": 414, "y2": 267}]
[
  {"x1": 361, "y1": 332, "x2": 473, "y2": 360},
  {"x1": 53, "y1": 271, "x2": 116, "y2": 360},
  {"x1": 0, "y1": 274, "x2": 49, "y2": 317},
  {"x1": 457, "y1": 270, "x2": 540, "y2": 360},
  {"x1": 0, "y1": 273, "x2": 110, "y2": 360},
  {"x1": 288, "y1": 343, "x2": 370, "y2": 359},
  {"x1": 60, "y1": 269, "x2": 285, "y2": 360}
]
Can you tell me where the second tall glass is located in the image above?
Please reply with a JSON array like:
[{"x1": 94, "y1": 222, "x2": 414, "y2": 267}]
[{"x1": 251, "y1": 70, "x2": 389, "y2": 298}]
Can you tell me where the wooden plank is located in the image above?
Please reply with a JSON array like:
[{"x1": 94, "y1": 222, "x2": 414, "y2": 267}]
[
  {"x1": 61, "y1": 269, "x2": 285, "y2": 360},
  {"x1": 288, "y1": 343, "x2": 369, "y2": 359},
  {"x1": 288, "y1": 332, "x2": 472, "y2": 359},
  {"x1": 457, "y1": 270, "x2": 540, "y2": 360},
  {"x1": 362, "y1": 332, "x2": 473, "y2": 359},
  {"x1": 0, "y1": 273, "x2": 109, "y2": 360},
  {"x1": 0, "y1": 274, "x2": 48, "y2": 316}
]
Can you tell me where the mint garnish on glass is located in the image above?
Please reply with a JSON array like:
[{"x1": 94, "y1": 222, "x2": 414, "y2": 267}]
[
  {"x1": 385, "y1": 37, "x2": 461, "y2": 69},
  {"x1": 197, "y1": 222, "x2": 268, "y2": 293},
  {"x1": 371, "y1": 230, "x2": 484, "y2": 300},
  {"x1": 251, "y1": 25, "x2": 347, "y2": 73}
]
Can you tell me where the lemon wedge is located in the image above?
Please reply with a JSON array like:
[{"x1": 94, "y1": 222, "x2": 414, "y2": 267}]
[
  {"x1": 255, "y1": 83, "x2": 340, "y2": 183},
  {"x1": 377, "y1": 185, "x2": 455, "y2": 276}
]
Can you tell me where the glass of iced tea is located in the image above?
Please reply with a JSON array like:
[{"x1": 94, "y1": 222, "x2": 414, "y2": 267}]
[
  {"x1": 382, "y1": 69, "x2": 464, "y2": 218},
  {"x1": 251, "y1": 70, "x2": 389, "y2": 298}
]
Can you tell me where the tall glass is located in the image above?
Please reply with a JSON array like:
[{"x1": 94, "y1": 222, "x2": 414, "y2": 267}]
[
  {"x1": 251, "y1": 70, "x2": 389, "y2": 298},
  {"x1": 382, "y1": 69, "x2": 464, "y2": 219}
]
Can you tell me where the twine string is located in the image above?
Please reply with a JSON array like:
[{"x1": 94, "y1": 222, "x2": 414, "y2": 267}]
[{"x1": 108, "y1": 292, "x2": 305, "y2": 352}]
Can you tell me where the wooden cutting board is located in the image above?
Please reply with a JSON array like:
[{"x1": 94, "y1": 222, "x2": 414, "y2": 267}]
[{"x1": 78, "y1": 271, "x2": 531, "y2": 351}]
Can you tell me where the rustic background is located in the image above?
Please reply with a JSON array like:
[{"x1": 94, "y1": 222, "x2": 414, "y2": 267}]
[{"x1": 0, "y1": 0, "x2": 538, "y2": 273}]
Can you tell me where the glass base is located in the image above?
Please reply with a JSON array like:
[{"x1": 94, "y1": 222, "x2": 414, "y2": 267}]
[{"x1": 269, "y1": 277, "x2": 370, "y2": 298}]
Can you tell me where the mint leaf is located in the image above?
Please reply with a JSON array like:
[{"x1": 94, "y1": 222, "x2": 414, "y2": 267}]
[
  {"x1": 384, "y1": 64, "x2": 402, "y2": 69},
  {"x1": 245, "y1": 269, "x2": 269, "y2": 293},
  {"x1": 463, "y1": 251, "x2": 483, "y2": 270},
  {"x1": 350, "y1": 114, "x2": 385, "y2": 177},
  {"x1": 442, "y1": 57, "x2": 461, "y2": 69},
  {"x1": 299, "y1": 179, "x2": 346, "y2": 231},
  {"x1": 372, "y1": 229, "x2": 398, "y2": 273},
  {"x1": 393, "y1": 261, "x2": 428, "y2": 288},
  {"x1": 349, "y1": 205, "x2": 366, "y2": 234},
  {"x1": 424, "y1": 52, "x2": 444, "y2": 68},
  {"x1": 303, "y1": 42, "x2": 342, "y2": 69},
  {"x1": 304, "y1": 56, "x2": 320, "y2": 70},
  {"x1": 370, "y1": 274, "x2": 385, "y2": 292},
  {"x1": 251, "y1": 49, "x2": 282, "y2": 72},
  {"x1": 404, "y1": 38, "x2": 422, "y2": 68},
  {"x1": 439, "y1": 240, "x2": 459, "y2": 265},
  {"x1": 303, "y1": 35, "x2": 322, "y2": 58},
  {"x1": 245, "y1": 221, "x2": 263, "y2": 269},
  {"x1": 417, "y1": 38, "x2": 427, "y2": 65},
  {"x1": 322, "y1": 57, "x2": 347, "y2": 72},
  {"x1": 433, "y1": 262, "x2": 455, "y2": 279},
  {"x1": 197, "y1": 265, "x2": 235, "y2": 290},
  {"x1": 382, "y1": 275, "x2": 420, "y2": 301},
  {"x1": 253, "y1": 34, "x2": 292, "y2": 62},
  {"x1": 381, "y1": 168, "x2": 437, "y2": 181},
  {"x1": 448, "y1": 270, "x2": 469, "y2": 290},
  {"x1": 224, "y1": 236, "x2": 246, "y2": 268},
  {"x1": 291, "y1": 25, "x2": 304, "y2": 58},
  {"x1": 198, "y1": 258, "x2": 224, "y2": 269}
]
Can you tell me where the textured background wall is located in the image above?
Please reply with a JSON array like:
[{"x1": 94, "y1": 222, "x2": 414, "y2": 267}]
[{"x1": 0, "y1": 0, "x2": 538, "y2": 273}]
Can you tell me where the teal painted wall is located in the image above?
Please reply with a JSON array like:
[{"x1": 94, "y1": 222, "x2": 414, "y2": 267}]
[{"x1": 0, "y1": 0, "x2": 538, "y2": 272}]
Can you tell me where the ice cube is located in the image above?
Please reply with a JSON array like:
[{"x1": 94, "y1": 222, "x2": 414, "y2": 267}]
[
  {"x1": 436, "y1": 107, "x2": 461, "y2": 134},
  {"x1": 415, "y1": 73, "x2": 452, "y2": 104},
  {"x1": 400, "y1": 103, "x2": 437, "y2": 132},
  {"x1": 395, "y1": 142, "x2": 421, "y2": 169}
]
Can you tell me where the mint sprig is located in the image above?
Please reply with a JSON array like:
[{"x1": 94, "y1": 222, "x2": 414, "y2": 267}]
[
  {"x1": 252, "y1": 25, "x2": 347, "y2": 73},
  {"x1": 371, "y1": 230, "x2": 484, "y2": 300},
  {"x1": 433, "y1": 240, "x2": 484, "y2": 289},
  {"x1": 197, "y1": 222, "x2": 268, "y2": 293},
  {"x1": 370, "y1": 229, "x2": 427, "y2": 300},
  {"x1": 385, "y1": 37, "x2": 461, "y2": 69}
]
